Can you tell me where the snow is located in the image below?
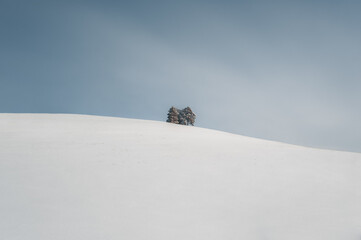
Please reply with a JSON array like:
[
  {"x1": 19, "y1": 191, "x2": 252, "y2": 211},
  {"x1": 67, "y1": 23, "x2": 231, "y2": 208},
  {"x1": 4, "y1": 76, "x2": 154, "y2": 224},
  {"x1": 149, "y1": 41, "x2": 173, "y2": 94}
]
[{"x1": 0, "y1": 113, "x2": 360, "y2": 240}]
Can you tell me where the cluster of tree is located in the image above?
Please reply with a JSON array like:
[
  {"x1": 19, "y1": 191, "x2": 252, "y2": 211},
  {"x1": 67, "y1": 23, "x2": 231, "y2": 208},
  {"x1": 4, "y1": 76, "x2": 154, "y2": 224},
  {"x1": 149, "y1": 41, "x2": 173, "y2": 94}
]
[{"x1": 167, "y1": 106, "x2": 196, "y2": 126}]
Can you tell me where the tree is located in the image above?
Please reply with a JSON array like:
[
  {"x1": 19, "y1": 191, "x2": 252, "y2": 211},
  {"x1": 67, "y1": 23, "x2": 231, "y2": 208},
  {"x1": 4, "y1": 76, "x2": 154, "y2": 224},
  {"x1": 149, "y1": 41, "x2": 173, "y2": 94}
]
[
  {"x1": 181, "y1": 106, "x2": 196, "y2": 126},
  {"x1": 166, "y1": 106, "x2": 179, "y2": 124},
  {"x1": 167, "y1": 106, "x2": 196, "y2": 126}
]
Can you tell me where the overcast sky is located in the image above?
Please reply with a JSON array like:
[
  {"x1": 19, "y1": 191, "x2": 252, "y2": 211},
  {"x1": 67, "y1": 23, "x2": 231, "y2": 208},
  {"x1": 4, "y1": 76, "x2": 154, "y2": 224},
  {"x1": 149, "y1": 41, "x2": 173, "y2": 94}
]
[{"x1": 1, "y1": 0, "x2": 360, "y2": 152}]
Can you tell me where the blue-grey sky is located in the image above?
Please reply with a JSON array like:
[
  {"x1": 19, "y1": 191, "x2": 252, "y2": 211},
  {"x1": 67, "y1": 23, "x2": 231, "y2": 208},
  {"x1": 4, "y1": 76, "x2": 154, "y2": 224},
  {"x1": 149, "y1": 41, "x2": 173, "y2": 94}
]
[{"x1": 1, "y1": 0, "x2": 361, "y2": 152}]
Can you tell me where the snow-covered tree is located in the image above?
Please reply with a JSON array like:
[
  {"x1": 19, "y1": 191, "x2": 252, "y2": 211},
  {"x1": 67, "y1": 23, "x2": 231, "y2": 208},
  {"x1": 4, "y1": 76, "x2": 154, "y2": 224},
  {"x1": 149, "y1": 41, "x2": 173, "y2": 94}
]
[
  {"x1": 167, "y1": 106, "x2": 196, "y2": 126},
  {"x1": 166, "y1": 106, "x2": 179, "y2": 124}
]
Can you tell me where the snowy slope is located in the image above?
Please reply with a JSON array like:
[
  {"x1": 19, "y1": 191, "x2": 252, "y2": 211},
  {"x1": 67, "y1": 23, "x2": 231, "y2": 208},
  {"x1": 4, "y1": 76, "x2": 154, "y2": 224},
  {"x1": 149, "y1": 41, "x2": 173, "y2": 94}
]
[{"x1": 0, "y1": 113, "x2": 360, "y2": 240}]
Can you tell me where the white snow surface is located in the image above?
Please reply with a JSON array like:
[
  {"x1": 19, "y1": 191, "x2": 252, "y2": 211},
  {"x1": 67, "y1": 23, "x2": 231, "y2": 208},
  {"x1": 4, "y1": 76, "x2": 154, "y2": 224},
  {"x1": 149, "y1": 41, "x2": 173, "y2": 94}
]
[{"x1": 1, "y1": 113, "x2": 361, "y2": 240}]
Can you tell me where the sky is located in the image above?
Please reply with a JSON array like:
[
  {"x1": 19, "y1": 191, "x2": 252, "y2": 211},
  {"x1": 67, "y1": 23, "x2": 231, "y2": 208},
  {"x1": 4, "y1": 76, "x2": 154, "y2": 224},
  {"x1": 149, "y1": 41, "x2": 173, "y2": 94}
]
[{"x1": 1, "y1": 0, "x2": 361, "y2": 153}]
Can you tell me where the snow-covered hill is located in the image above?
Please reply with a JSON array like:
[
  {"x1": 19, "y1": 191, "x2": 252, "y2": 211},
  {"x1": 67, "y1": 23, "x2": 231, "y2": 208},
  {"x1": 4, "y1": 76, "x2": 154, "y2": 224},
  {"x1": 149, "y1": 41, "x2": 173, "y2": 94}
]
[{"x1": 0, "y1": 114, "x2": 360, "y2": 240}]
